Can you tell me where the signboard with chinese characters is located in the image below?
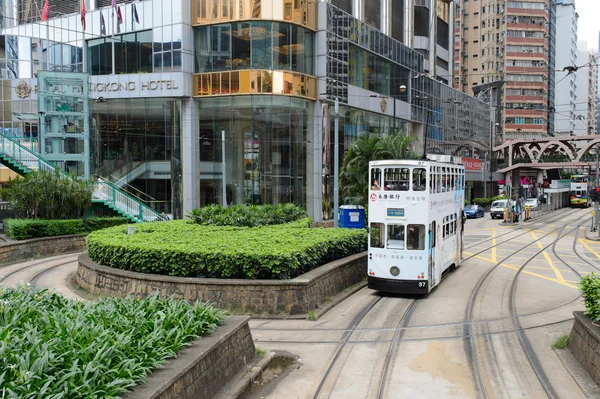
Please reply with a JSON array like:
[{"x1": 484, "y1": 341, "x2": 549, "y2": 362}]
[
  {"x1": 387, "y1": 208, "x2": 405, "y2": 217},
  {"x1": 461, "y1": 157, "x2": 482, "y2": 171}
]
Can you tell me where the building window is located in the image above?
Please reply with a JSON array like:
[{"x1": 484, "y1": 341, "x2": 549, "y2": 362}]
[
  {"x1": 114, "y1": 31, "x2": 153, "y2": 74},
  {"x1": 87, "y1": 38, "x2": 113, "y2": 75},
  {"x1": 414, "y1": 6, "x2": 430, "y2": 37}
]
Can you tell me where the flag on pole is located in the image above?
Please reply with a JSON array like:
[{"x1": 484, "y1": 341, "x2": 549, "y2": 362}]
[
  {"x1": 116, "y1": 6, "x2": 123, "y2": 33},
  {"x1": 132, "y1": 2, "x2": 139, "y2": 30},
  {"x1": 41, "y1": 0, "x2": 49, "y2": 21},
  {"x1": 80, "y1": 0, "x2": 87, "y2": 30},
  {"x1": 112, "y1": 0, "x2": 117, "y2": 14},
  {"x1": 100, "y1": 12, "x2": 106, "y2": 35}
]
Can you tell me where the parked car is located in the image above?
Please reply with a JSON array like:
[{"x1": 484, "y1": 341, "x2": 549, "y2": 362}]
[
  {"x1": 464, "y1": 204, "x2": 485, "y2": 219},
  {"x1": 524, "y1": 198, "x2": 539, "y2": 211},
  {"x1": 490, "y1": 199, "x2": 508, "y2": 219}
]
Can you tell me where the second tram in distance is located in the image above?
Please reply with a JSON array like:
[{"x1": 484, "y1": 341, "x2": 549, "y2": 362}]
[{"x1": 367, "y1": 157, "x2": 465, "y2": 294}]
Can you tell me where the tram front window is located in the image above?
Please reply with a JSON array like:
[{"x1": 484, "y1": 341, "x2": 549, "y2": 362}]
[
  {"x1": 387, "y1": 224, "x2": 405, "y2": 249},
  {"x1": 412, "y1": 168, "x2": 426, "y2": 191},
  {"x1": 384, "y1": 167, "x2": 410, "y2": 191},
  {"x1": 407, "y1": 224, "x2": 425, "y2": 250},
  {"x1": 370, "y1": 223, "x2": 385, "y2": 248}
]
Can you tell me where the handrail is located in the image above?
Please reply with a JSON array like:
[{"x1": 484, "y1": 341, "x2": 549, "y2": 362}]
[
  {"x1": 94, "y1": 177, "x2": 164, "y2": 222},
  {"x1": 108, "y1": 173, "x2": 158, "y2": 202}
]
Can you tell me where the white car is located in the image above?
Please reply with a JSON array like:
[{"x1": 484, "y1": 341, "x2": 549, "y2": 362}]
[
  {"x1": 524, "y1": 198, "x2": 539, "y2": 210},
  {"x1": 490, "y1": 199, "x2": 508, "y2": 219}
]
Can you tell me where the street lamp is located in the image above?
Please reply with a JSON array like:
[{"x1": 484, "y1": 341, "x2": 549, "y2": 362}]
[{"x1": 411, "y1": 94, "x2": 432, "y2": 159}]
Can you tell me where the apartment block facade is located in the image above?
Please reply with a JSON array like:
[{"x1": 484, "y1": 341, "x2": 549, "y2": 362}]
[
  {"x1": 455, "y1": 0, "x2": 553, "y2": 140},
  {"x1": 553, "y1": 0, "x2": 577, "y2": 136},
  {"x1": 574, "y1": 41, "x2": 598, "y2": 135}
]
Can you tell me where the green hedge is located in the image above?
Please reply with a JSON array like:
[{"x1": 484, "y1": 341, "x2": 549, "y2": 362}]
[
  {"x1": 473, "y1": 198, "x2": 491, "y2": 208},
  {"x1": 4, "y1": 217, "x2": 129, "y2": 240},
  {"x1": 188, "y1": 203, "x2": 307, "y2": 227},
  {"x1": 0, "y1": 286, "x2": 223, "y2": 398},
  {"x1": 581, "y1": 274, "x2": 600, "y2": 322},
  {"x1": 87, "y1": 218, "x2": 367, "y2": 279}
]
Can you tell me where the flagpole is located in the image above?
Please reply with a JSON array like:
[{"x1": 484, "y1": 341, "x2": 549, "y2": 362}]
[{"x1": 46, "y1": 17, "x2": 50, "y2": 71}]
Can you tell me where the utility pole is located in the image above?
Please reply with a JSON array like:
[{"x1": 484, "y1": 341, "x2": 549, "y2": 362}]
[
  {"x1": 594, "y1": 144, "x2": 600, "y2": 237},
  {"x1": 483, "y1": 151, "x2": 487, "y2": 198},
  {"x1": 222, "y1": 130, "x2": 227, "y2": 208},
  {"x1": 334, "y1": 97, "x2": 339, "y2": 228}
]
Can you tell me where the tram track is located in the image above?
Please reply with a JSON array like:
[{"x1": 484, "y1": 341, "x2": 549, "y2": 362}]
[
  {"x1": 311, "y1": 296, "x2": 417, "y2": 399},
  {"x1": 0, "y1": 254, "x2": 78, "y2": 284},
  {"x1": 464, "y1": 211, "x2": 586, "y2": 399}
]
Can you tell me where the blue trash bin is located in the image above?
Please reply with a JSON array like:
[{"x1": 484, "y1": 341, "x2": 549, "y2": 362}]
[{"x1": 338, "y1": 205, "x2": 365, "y2": 228}]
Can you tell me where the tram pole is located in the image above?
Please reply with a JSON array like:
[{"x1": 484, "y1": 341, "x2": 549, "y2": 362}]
[{"x1": 334, "y1": 97, "x2": 340, "y2": 228}]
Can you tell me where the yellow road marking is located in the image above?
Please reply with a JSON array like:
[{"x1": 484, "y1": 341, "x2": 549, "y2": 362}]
[
  {"x1": 463, "y1": 251, "x2": 577, "y2": 289},
  {"x1": 530, "y1": 231, "x2": 567, "y2": 283},
  {"x1": 579, "y1": 239, "x2": 600, "y2": 260},
  {"x1": 492, "y1": 228, "x2": 497, "y2": 263}
]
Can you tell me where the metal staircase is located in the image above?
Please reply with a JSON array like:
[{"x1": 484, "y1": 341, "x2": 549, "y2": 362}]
[{"x1": 0, "y1": 133, "x2": 165, "y2": 223}]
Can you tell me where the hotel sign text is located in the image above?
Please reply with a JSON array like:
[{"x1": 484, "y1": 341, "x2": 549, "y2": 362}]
[{"x1": 89, "y1": 80, "x2": 179, "y2": 92}]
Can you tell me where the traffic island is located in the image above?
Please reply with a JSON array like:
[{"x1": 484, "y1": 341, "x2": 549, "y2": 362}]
[
  {"x1": 569, "y1": 311, "x2": 600, "y2": 384},
  {"x1": 78, "y1": 216, "x2": 367, "y2": 317}
]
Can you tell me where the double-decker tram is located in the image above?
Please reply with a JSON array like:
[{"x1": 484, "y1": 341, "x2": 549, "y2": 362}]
[
  {"x1": 367, "y1": 157, "x2": 465, "y2": 294},
  {"x1": 569, "y1": 175, "x2": 591, "y2": 207}
]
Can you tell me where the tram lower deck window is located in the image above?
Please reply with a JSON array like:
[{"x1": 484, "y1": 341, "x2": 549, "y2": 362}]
[
  {"x1": 387, "y1": 224, "x2": 405, "y2": 249},
  {"x1": 407, "y1": 224, "x2": 425, "y2": 250},
  {"x1": 370, "y1": 223, "x2": 385, "y2": 248}
]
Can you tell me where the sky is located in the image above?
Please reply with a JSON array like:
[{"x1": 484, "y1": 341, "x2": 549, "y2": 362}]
[{"x1": 576, "y1": 0, "x2": 599, "y2": 51}]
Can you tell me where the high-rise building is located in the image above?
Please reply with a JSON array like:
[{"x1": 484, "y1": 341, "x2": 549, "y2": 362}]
[
  {"x1": 455, "y1": 0, "x2": 553, "y2": 140},
  {"x1": 553, "y1": 0, "x2": 577, "y2": 136},
  {"x1": 574, "y1": 41, "x2": 598, "y2": 135}
]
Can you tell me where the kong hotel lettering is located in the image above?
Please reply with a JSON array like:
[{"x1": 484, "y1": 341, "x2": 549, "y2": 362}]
[{"x1": 89, "y1": 80, "x2": 179, "y2": 92}]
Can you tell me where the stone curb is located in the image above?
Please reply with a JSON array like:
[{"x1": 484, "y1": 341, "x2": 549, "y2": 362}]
[
  {"x1": 215, "y1": 351, "x2": 275, "y2": 399},
  {"x1": 125, "y1": 316, "x2": 254, "y2": 399},
  {"x1": 585, "y1": 229, "x2": 600, "y2": 241}
]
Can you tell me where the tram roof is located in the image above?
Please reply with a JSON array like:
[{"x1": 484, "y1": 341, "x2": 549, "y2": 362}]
[{"x1": 370, "y1": 155, "x2": 464, "y2": 168}]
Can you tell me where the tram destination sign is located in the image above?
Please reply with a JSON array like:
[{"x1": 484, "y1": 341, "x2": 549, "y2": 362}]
[{"x1": 387, "y1": 208, "x2": 405, "y2": 217}]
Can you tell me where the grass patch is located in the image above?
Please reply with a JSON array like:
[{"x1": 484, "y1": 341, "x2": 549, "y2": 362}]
[
  {"x1": 325, "y1": 296, "x2": 334, "y2": 304},
  {"x1": 307, "y1": 310, "x2": 316, "y2": 321},
  {"x1": 87, "y1": 218, "x2": 367, "y2": 280},
  {"x1": 0, "y1": 286, "x2": 224, "y2": 397},
  {"x1": 256, "y1": 347, "x2": 267, "y2": 358},
  {"x1": 552, "y1": 335, "x2": 569, "y2": 350}
]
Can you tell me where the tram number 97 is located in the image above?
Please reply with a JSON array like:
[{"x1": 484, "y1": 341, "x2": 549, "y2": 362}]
[{"x1": 418, "y1": 282, "x2": 427, "y2": 288}]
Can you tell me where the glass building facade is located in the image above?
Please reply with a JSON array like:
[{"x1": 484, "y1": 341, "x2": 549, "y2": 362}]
[
  {"x1": 196, "y1": 95, "x2": 312, "y2": 207},
  {"x1": 0, "y1": 0, "x2": 491, "y2": 221}
]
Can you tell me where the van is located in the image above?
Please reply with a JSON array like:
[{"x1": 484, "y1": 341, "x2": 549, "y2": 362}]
[{"x1": 490, "y1": 199, "x2": 508, "y2": 219}]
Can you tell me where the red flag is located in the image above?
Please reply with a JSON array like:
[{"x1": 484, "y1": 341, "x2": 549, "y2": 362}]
[
  {"x1": 41, "y1": 0, "x2": 49, "y2": 21},
  {"x1": 80, "y1": 0, "x2": 86, "y2": 30},
  {"x1": 117, "y1": 6, "x2": 123, "y2": 24}
]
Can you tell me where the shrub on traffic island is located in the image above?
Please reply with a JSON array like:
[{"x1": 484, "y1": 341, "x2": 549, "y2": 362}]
[
  {"x1": 86, "y1": 218, "x2": 367, "y2": 279},
  {"x1": 5, "y1": 217, "x2": 129, "y2": 240}
]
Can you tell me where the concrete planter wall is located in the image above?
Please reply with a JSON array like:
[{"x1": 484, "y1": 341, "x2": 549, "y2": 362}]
[
  {"x1": 126, "y1": 316, "x2": 255, "y2": 399},
  {"x1": 569, "y1": 311, "x2": 600, "y2": 383},
  {"x1": 76, "y1": 252, "x2": 367, "y2": 316},
  {"x1": 0, "y1": 234, "x2": 86, "y2": 266}
]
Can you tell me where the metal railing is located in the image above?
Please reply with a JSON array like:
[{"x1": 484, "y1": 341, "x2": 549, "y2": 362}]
[
  {"x1": 93, "y1": 177, "x2": 165, "y2": 222},
  {"x1": 0, "y1": 134, "x2": 56, "y2": 173},
  {"x1": 0, "y1": 132, "x2": 165, "y2": 223}
]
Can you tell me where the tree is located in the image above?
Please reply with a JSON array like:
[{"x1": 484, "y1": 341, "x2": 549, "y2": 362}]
[
  {"x1": 339, "y1": 130, "x2": 418, "y2": 206},
  {"x1": 2, "y1": 169, "x2": 93, "y2": 219}
]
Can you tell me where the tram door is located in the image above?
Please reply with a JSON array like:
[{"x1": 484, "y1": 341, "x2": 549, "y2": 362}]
[{"x1": 429, "y1": 221, "x2": 436, "y2": 287}]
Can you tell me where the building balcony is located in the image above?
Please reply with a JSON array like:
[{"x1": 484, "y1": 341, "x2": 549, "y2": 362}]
[
  {"x1": 505, "y1": 95, "x2": 547, "y2": 102},
  {"x1": 506, "y1": 8, "x2": 548, "y2": 18},
  {"x1": 506, "y1": 37, "x2": 546, "y2": 46},
  {"x1": 505, "y1": 124, "x2": 546, "y2": 131},
  {"x1": 505, "y1": 66, "x2": 547, "y2": 73},
  {"x1": 193, "y1": 70, "x2": 317, "y2": 100},
  {"x1": 506, "y1": 52, "x2": 548, "y2": 61},
  {"x1": 505, "y1": 109, "x2": 547, "y2": 117},
  {"x1": 505, "y1": 81, "x2": 548, "y2": 90},
  {"x1": 506, "y1": 22, "x2": 547, "y2": 31}
]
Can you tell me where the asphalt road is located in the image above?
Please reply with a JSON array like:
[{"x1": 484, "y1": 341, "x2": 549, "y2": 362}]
[{"x1": 249, "y1": 207, "x2": 600, "y2": 399}]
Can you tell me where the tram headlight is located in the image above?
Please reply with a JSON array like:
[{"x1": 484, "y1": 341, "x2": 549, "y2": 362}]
[{"x1": 390, "y1": 266, "x2": 400, "y2": 276}]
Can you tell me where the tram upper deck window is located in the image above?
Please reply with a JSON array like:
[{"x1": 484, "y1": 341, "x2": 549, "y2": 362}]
[
  {"x1": 412, "y1": 168, "x2": 426, "y2": 191},
  {"x1": 387, "y1": 224, "x2": 405, "y2": 249},
  {"x1": 371, "y1": 168, "x2": 382, "y2": 191},
  {"x1": 407, "y1": 224, "x2": 425, "y2": 250},
  {"x1": 370, "y1": 223, "x2": 385, "y2": 248},
  {"x1": 384, "y1": 167, "x2": 410, "y2": 191}
]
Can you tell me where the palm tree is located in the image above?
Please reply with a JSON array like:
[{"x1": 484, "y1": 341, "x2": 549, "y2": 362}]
[{"x1": 339, "y1": 130, "x2": 418, "y2": 205}]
